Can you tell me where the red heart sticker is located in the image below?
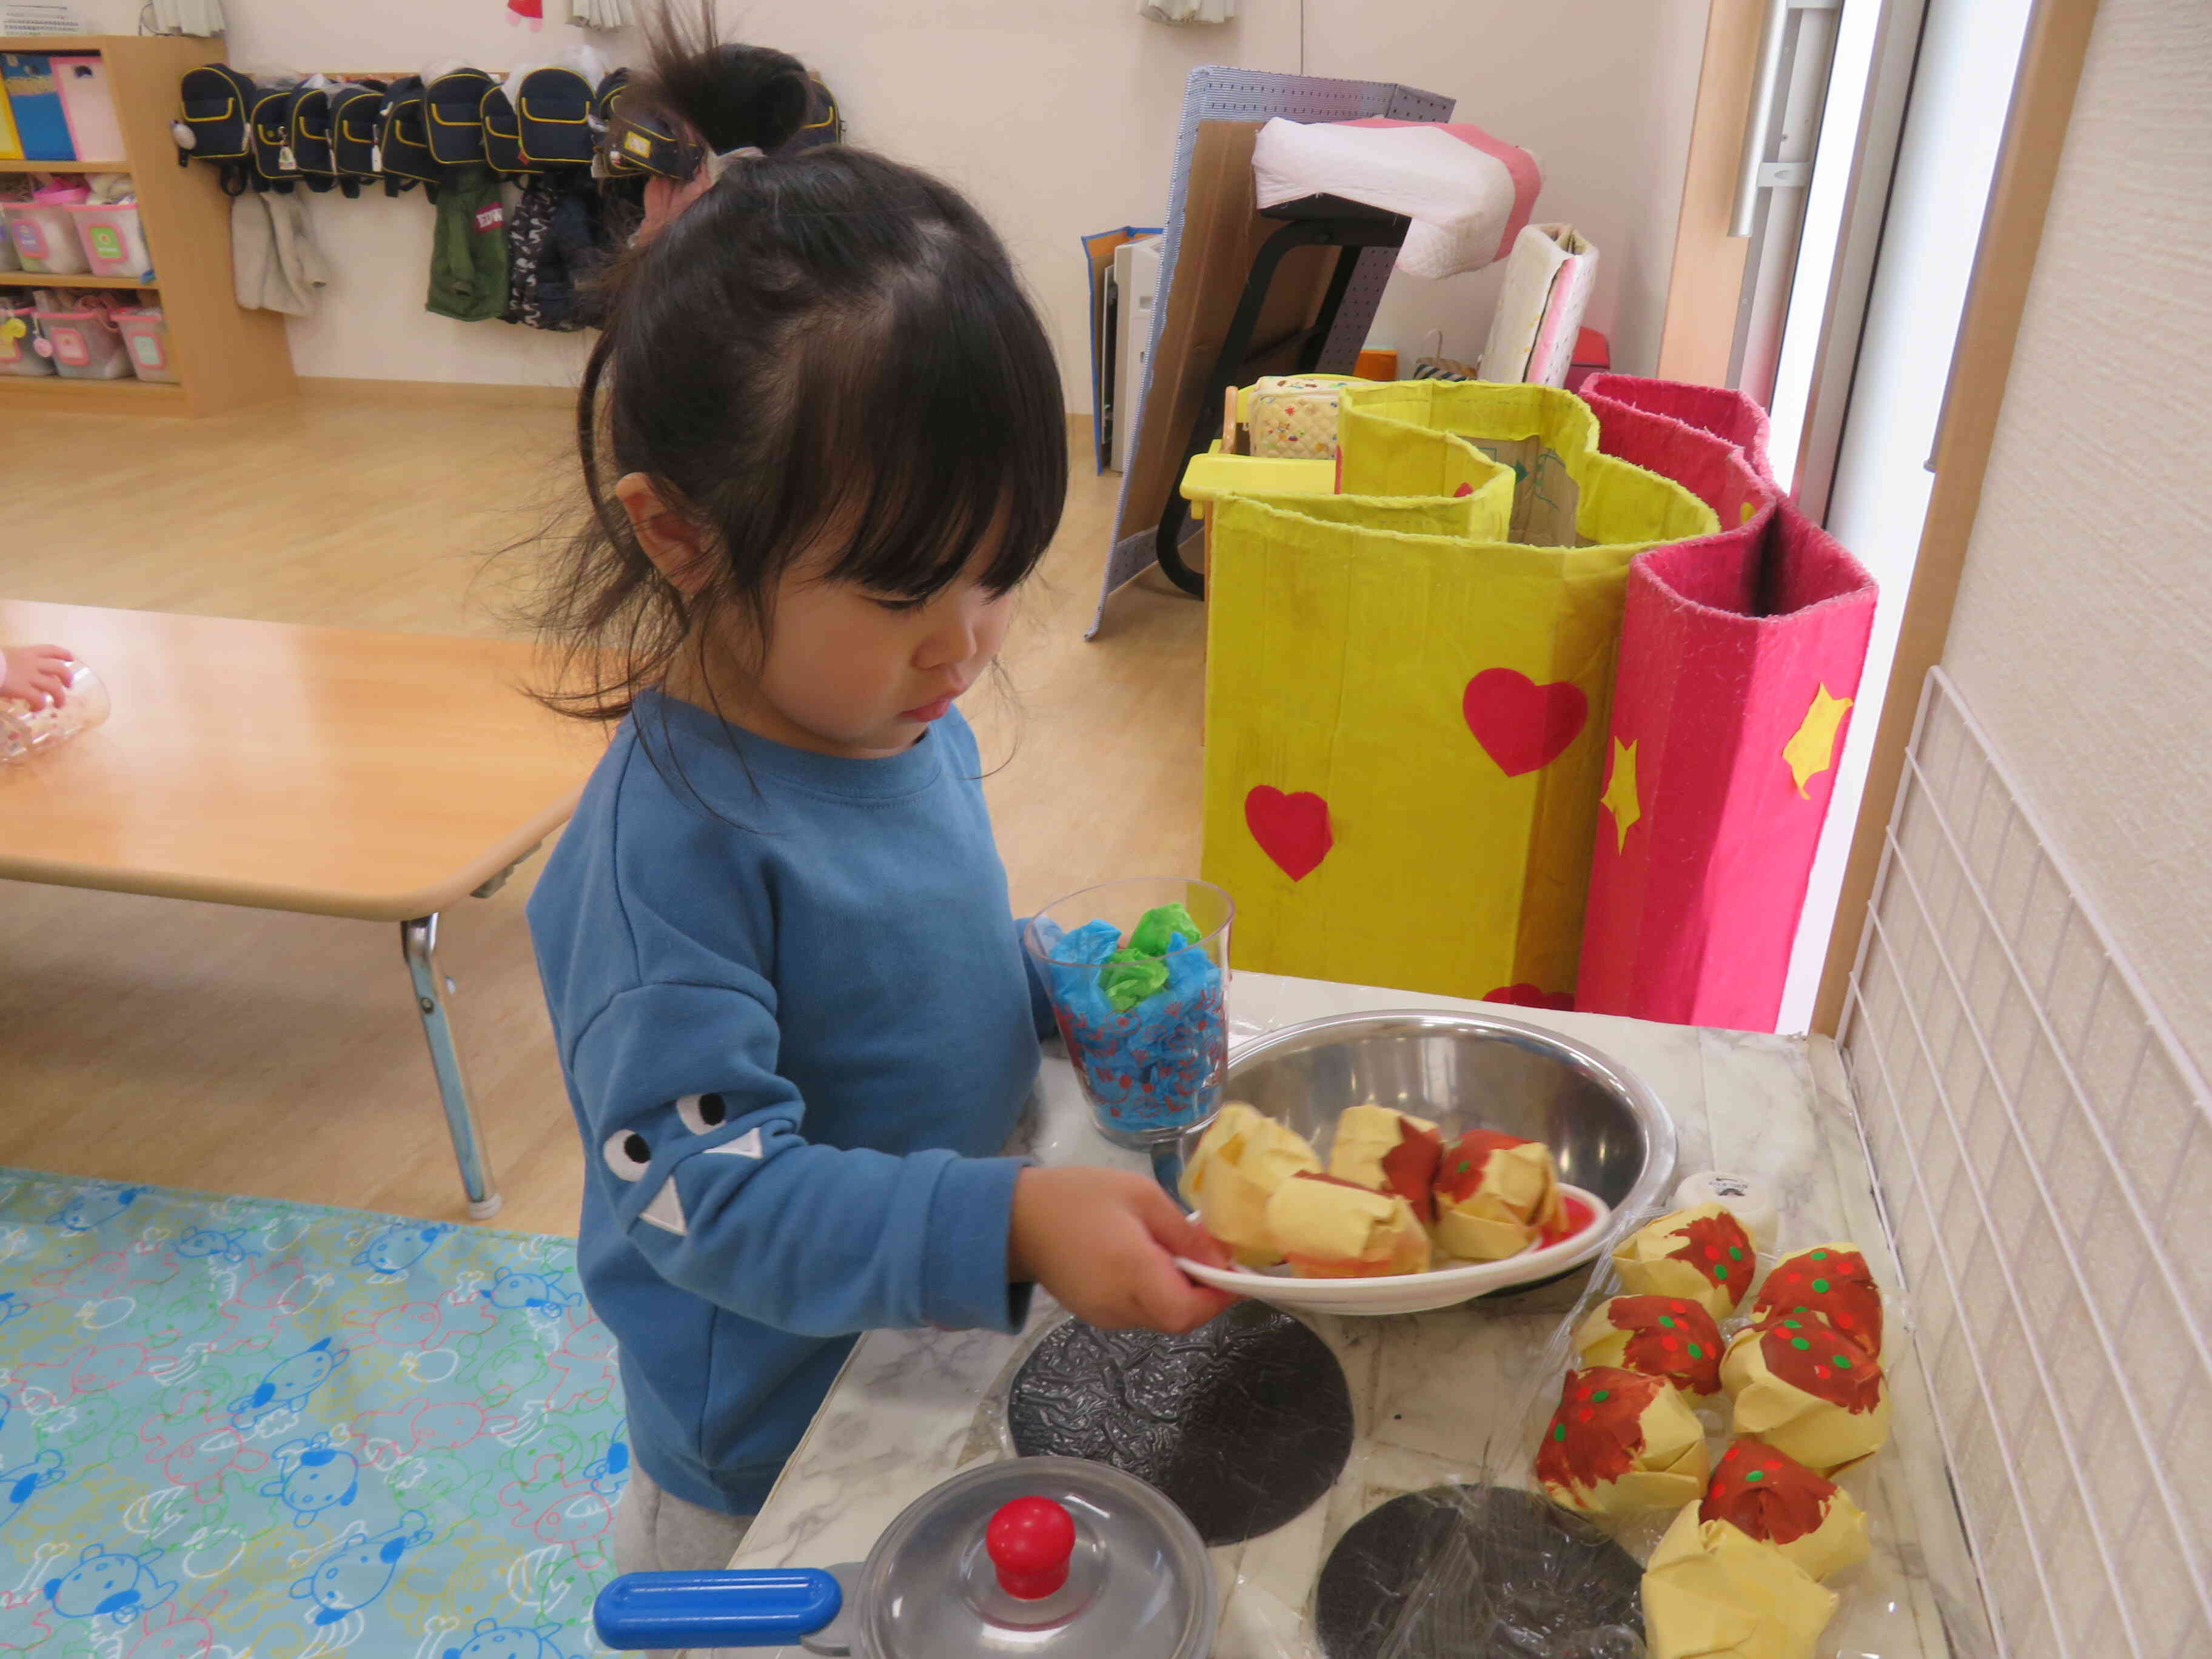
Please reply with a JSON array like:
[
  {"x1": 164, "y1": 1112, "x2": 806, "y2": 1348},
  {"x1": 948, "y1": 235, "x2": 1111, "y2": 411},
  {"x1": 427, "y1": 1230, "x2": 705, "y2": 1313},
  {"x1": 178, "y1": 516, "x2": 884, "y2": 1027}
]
[
  {"x1": 1484, "y1": 983, "x2": 1575, "y2": 1011},
  {"x1": 1244, "y1": 786, "x2": 1333, "y2": 881},
  {"x1": 1463, "y1": 669, "x2": 1588, "y2": 776}
]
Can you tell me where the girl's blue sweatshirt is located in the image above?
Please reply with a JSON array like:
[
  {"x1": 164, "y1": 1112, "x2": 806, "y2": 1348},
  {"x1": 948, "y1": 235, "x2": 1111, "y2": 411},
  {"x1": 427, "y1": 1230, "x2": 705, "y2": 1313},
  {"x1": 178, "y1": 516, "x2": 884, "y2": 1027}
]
[{"x1": 526, "y1": 691, "x2": 1044, "y2": 1515}]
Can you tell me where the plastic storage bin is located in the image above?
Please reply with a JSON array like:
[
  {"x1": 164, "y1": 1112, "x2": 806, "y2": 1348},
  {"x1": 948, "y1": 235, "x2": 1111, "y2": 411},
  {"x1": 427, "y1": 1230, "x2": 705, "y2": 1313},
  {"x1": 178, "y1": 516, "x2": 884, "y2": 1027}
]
[
  {"x1": 0, "y1": 300, "x2": 53, "y2": 377},
  {"x1": 33, "y1": 303, "x2": 130, "y2": 379},
  {"x1": 4, "y1": 196, "x2": 92, "y2": 276},
  {"x1": 67, "y1": 201, "x2": 153, "y2": 281},
  {"x1": 114, "y1": 307, "x2": 177, "y2": 383}
]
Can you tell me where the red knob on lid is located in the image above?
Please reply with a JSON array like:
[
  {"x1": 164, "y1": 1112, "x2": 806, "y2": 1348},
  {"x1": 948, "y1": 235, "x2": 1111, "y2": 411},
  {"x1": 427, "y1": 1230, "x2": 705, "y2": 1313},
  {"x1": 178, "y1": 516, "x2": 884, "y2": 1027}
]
[{"x1": 986, "y1": 1496, "x2": 1076, "y2": 1600}]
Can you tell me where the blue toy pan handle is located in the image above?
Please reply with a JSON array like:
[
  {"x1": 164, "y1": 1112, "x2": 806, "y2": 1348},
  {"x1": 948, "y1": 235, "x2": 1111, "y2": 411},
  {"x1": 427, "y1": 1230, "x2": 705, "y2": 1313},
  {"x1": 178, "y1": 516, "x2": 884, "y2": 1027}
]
[{"x1": 594, "y1": 1567, "x2": 842, "y2": 1649}]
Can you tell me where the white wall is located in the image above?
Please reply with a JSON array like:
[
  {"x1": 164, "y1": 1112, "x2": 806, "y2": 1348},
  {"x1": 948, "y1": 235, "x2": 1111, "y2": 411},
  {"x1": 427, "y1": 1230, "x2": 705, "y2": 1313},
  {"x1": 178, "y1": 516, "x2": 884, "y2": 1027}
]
[
  {"x1": 1305, "y1": 1, "x2": 1707, "y2": 386},
  {"x1": 78, "y1": 0, "x2": 611, "y2": 385},
  {"x1": 1934, "y1": 0, "x2": 2212, "y2": 1069},
  {"x1": 85, "y1": 0, "x2": 1707, "y2": 401}
]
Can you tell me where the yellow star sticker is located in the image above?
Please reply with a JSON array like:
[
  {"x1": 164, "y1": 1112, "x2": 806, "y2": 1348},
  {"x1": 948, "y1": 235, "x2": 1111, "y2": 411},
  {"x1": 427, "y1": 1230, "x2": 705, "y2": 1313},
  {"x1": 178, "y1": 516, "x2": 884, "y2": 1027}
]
[
  {"x1": 1600, "y1": 738, "x2": 1640, "y2": 853},
  {"x1": 1783, "y1": 685, "x2": 1854, "y2": 797}
]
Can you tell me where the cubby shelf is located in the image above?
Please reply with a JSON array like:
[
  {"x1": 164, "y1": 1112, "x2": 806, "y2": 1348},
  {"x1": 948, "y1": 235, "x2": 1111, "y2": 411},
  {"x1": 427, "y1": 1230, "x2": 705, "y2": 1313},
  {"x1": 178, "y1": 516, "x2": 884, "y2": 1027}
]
[
  {"x1": 0, "y1": 270, "x2": 155, "y2": 289},
  {"x1": 1, "y1": 34, "x2": 293, "y2": 416},
  {"x1": 1, "y1": 158, "x2": 130, "y2": 172}
]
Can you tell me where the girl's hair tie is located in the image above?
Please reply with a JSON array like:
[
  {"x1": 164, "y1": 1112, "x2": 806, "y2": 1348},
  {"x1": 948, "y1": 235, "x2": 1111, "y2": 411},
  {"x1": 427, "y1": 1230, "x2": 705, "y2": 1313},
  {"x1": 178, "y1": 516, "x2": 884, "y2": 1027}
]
[
  {"x1": 632, "y1": 139, "x2": 766, "y2": 245},
  {"x1": 703, "y1": 146, "x2": 765, "y2": 184}
]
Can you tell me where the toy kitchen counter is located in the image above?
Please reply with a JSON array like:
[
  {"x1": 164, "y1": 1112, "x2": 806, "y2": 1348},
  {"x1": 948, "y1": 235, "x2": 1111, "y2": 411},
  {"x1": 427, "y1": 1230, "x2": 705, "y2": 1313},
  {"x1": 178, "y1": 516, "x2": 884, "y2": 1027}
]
[{"x1": 699, "y1": 972, "x2": 1987, "y2": 1659}]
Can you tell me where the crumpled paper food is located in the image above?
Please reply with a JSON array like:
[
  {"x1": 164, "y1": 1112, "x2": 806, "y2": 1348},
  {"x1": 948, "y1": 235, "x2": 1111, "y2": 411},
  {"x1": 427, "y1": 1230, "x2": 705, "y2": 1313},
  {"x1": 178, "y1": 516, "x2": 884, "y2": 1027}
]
[
  {"x1": 1572, "y1": 1293, "x2": 1725, "y2": 1397},
  {"x1": 1721, "y1": 1315, "x2": 1890, "y2": 1473},
  {"x1": 1180, "y1": 1104, "x2": 1319, "y2": 1266},
  {"x1": 1326, "y1": 1103, "x2": 1443, "y2": 1221},
  {"x1": 1433, "y1": 1130, "x2": 1566, "y2": 1261},
  {"x1": 1610, "y1": 1202, "x2": 1757, "y2": 1317},
  {"x1": 1749, "y1": 1242, "x2": 1884, "y2": 1355},
  {"x1": 1536, "y1": 1366, "x2": 1709, "y2": 1516},
  {"x1": 1700, "y1": 1439, "x2": 1869, "y2": 1583},
  {"x1": 1266, "y1": 1171, "x2": 1432, "y2": 1278},
  {"x1": 1642, "y1": 1501, "x2": 1840, "y2": 1659}
]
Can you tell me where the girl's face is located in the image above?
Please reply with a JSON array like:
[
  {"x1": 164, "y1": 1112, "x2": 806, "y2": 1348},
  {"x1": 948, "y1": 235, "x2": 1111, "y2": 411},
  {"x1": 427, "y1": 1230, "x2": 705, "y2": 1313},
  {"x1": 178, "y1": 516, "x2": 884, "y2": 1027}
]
[
  {"x1": 615, "y1": 473, "x2": 1020, "y2": 760},
  {"x1": 746, "y1": 558, "x2": 1016, "y2": 759}
]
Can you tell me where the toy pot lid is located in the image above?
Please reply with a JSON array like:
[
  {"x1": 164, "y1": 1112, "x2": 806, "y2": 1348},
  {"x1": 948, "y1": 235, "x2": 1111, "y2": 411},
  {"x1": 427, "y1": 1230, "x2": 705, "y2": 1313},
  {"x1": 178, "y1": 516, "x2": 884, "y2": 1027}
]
[{"x1": 594, "y1": 1456, "x2": 1217, "y2": 1659}]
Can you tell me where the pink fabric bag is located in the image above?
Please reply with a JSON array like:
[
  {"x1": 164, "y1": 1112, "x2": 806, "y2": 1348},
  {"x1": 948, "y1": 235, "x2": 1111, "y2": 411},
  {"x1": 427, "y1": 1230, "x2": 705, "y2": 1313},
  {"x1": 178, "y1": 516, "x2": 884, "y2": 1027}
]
[{"x1": 1572, "y1": 374, "x2": 1877, "y2": 1031}]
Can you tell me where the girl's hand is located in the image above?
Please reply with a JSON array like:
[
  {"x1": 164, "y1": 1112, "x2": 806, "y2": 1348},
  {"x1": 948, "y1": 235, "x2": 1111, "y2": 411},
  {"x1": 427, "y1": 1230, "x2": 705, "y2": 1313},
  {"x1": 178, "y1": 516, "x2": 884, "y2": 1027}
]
[
  {"x1": 0, "y1": 645, "x2": 73, "y2": 710},
  {"x1": 1010, "y1": 1166, "x2": 1240, "y2": 1334}
]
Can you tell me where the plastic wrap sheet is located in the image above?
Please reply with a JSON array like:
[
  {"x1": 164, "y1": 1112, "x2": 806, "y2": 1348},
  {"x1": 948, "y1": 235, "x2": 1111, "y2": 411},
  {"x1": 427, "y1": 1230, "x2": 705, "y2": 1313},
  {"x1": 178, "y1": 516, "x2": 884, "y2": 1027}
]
[
  {"x1": 1358, "y1": 1201, "x2": 1994, "y2": 1659},
  {"x1": 959, "y1": 1188, "x2": 1989, "y2": 1659}
]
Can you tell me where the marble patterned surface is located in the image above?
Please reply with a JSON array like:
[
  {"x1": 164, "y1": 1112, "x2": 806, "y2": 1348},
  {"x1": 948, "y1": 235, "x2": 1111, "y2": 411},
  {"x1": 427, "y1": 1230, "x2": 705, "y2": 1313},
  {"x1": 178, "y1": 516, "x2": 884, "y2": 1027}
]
[{"x1": 708, "y1": 974, "x2": 1989, "y2": 1659}]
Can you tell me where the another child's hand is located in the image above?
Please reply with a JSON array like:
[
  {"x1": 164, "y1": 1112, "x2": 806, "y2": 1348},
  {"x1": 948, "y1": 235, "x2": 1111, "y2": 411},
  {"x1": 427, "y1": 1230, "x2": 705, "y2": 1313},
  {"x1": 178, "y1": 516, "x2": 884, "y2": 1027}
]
[
  {"x1": 1010, "y1": 1165, "x2": 1240, "y2": 1334},
  {"x1": 0, "y1": 645, "x2": 73, "y2": 710}
]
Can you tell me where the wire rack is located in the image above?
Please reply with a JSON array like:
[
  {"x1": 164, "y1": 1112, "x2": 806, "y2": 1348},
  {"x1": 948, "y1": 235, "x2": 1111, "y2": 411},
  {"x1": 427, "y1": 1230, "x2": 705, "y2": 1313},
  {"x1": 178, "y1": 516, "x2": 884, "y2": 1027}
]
[{"x1": 1838, "y1": 666, "x2": 2211, "y2": 1659}]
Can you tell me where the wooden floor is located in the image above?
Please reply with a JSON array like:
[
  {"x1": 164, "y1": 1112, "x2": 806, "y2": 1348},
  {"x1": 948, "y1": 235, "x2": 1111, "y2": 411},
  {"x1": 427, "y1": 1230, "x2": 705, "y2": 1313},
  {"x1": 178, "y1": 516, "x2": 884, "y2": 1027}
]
[{"x1": 0, "y1": 387, "x2": 1204, "y2": 1235}]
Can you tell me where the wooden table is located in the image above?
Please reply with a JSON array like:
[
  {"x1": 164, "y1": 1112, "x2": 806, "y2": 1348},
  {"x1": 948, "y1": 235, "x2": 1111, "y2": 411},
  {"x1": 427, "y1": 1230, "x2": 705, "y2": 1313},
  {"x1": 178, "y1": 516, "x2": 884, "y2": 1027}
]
[{"x1": 0, "y1": 602, "x2": 605, "y2": 1218}]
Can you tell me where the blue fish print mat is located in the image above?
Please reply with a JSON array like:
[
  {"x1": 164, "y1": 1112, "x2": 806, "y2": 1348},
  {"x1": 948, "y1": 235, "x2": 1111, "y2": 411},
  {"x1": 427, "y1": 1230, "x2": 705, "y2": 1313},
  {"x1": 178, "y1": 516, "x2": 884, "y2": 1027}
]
[{"x1": 0, "y1": 1169, "x2": 628, "y2": 1658}]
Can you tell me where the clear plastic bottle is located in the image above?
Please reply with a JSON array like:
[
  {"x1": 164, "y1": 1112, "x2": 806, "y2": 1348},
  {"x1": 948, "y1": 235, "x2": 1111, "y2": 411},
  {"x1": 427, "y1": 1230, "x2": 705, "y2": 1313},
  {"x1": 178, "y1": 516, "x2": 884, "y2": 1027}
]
[{"x1": 0, "y1": 660, "x2": 111, "y2": 763}]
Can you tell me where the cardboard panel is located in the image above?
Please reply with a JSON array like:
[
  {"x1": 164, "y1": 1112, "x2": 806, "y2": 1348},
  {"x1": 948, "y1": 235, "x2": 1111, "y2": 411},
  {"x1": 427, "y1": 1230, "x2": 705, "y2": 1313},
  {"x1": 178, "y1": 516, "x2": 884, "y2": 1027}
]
[
  {"x1": 1090, "y1": 69, "x2": 1452, "y2": 634},
  {"x1": 1112, "y1": 120, "x2": 1343, "y2": 580}
]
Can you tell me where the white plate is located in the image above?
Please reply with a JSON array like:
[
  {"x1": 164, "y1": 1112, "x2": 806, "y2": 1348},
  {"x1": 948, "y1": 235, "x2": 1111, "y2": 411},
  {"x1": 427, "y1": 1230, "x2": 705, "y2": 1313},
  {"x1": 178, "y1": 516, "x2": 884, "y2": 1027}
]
[{"x1": 1175, "y1": 1184, "x2": 1614, "y2": 1316}]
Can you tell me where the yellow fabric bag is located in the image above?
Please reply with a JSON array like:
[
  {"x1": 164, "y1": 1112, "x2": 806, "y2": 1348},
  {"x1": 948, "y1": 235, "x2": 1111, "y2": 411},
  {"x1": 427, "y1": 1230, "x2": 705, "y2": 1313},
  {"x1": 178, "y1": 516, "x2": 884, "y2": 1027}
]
[{"x1": 1200, "y1": 381, "x2": 1717, "y2": 1002}]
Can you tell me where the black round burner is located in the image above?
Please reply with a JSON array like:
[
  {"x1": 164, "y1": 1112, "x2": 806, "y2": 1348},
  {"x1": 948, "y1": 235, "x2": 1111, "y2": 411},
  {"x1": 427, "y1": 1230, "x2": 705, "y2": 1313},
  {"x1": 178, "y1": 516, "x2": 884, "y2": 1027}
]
[
  {"x1": 1314, "y1": 1485, "x2": 1642, "y2": 1659},
  {"x1": 1007, "y1": 1303, "x2": 1353, "y2": 1547}
]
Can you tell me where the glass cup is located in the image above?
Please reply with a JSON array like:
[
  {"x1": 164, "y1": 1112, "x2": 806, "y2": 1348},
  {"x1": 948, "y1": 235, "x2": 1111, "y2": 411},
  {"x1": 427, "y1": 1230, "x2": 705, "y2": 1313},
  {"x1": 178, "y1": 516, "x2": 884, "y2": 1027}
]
[
  {"x1": 0, "y1": 660, "x2": 109, "y2": 763},
  {"x1": 1024, "y1": 877, "x2": 1233, "y2": 1149}
]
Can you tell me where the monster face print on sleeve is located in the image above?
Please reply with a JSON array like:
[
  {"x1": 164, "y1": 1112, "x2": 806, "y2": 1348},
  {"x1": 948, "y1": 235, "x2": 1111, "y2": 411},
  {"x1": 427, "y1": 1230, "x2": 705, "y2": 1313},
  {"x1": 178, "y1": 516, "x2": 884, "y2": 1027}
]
[{"x1": 596, "y1": 1091, "x2": 764, "y2": 1239}]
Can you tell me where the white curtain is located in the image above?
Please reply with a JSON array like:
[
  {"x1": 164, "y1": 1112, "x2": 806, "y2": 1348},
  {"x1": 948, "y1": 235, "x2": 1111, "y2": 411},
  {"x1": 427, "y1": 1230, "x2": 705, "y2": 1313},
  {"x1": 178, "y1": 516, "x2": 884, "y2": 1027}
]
[
  {"x1": 147, "y1": 0, "x2": 227, "y2": 35},
  {"x1": 1140, "y1": 0, "x2": 1236, "y2": 22}
]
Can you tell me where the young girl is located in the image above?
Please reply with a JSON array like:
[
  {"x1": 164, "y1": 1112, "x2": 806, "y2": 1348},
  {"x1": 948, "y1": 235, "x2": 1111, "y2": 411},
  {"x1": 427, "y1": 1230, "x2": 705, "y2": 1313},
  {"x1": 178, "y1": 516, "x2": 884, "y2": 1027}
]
[{"x1": 524, "y1": 15, "x2": 1235, "y2": 1575}]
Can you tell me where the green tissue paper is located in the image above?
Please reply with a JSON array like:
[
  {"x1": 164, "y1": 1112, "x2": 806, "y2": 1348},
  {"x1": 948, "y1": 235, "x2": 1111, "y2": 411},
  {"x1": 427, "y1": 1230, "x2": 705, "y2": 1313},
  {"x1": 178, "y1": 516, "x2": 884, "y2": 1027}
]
[
  {"x1": 1128, "y1": 903, "x2": 1201, "y2": 957},
  {"x1": 1101, "y1": 947, "x2": 1171, "y2": 1012}
]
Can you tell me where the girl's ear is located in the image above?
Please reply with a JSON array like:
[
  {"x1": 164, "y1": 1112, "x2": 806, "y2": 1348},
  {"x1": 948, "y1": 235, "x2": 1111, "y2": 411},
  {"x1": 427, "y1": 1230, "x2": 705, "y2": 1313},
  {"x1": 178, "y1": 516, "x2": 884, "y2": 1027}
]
[
  {"x1": 637, "y1": 172, "x2": 716, "y2": 244},
  {"x1": 614, "y1": 473, "x2": 716, "y2": 596}
]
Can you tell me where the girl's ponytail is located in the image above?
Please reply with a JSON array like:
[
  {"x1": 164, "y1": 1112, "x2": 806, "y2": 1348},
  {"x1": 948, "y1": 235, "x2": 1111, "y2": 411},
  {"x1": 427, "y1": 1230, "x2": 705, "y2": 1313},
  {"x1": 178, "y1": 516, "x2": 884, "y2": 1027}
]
[
  {"x1": 617, "y1": 4, "x2": 813, "y2": 243},
  {"x1": 523, "y1": 0, "x2": 1067, "y2": 755},
  {"x1": 634, "y1": 2, "x2": 810, "y2": 161}
]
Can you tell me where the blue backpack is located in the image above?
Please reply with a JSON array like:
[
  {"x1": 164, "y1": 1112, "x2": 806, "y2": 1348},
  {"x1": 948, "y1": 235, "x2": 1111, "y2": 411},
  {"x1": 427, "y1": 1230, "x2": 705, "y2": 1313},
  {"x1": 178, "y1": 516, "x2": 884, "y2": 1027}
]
[{"x1": 172, "y1": 62, "x2": 259, "y2": 196}]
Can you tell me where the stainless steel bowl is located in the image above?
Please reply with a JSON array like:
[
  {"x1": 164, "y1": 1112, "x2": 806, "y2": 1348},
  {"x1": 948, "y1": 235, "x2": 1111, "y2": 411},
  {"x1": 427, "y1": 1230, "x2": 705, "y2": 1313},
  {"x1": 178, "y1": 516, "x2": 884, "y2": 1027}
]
[{"x1": 1155, "y1": 1009, "x2": 1677, "y2": 1302}]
